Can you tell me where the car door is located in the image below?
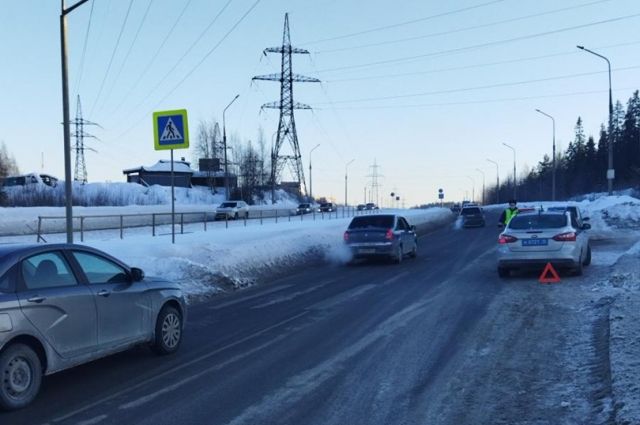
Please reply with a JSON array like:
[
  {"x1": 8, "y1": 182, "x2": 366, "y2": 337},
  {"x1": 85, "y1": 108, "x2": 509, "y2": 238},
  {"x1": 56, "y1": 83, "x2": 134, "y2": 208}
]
[
  {"x1": 395, "y1": 217, "x2": 408, "y2": 252},
  {"x1": 70, "y1": 250, "x2": 151, "y2": 349},
  {"x1": 16, "y1": 250, "x2": 98, "y2": 359}
]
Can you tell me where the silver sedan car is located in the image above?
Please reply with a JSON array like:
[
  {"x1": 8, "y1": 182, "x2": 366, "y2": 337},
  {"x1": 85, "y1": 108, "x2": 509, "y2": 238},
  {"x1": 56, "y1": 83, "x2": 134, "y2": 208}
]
[
  {"x1": 497, "y1": 211, "x2": 591, "y2": 277},
  {"x1": 344, "y1": 214, "x2": 417, "y2": 263},
  {"x1": 0, "y1": 244, "x2": 187, "y2": 410}
]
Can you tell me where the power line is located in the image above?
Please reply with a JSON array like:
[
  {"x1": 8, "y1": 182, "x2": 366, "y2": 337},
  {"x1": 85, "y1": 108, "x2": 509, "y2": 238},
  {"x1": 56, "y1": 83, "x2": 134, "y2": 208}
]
[
  {"x1": 89, "y1": 0, "x2": 135, "y2": 118},
  {"x1": 324, "y1": 40, "x2": 640, "y2": 83},
  {"x1": 316, "y1": 12, "x2": 640, "y2": 74},
  {"x1": 110, "y1": 0, "x2": 193, "y2": 117},
  {"x1": 315, "y1": 0, "x2": 615, "y2": 54},
  {"x1": 324, "y1": 86, "x2": 639, "y2": 111},
  {"x1": 315, "y1": 65, "x2": 640, "y2": 105},
  {"x1": 73, "y1": 0, "x2": 95, "y2": 97},
  {"x1": 303, "y1": 0, "x2": 507, "y2": 45},
  {"x1": 96, "y1": 0, "x2": 155, "y2": 115}
]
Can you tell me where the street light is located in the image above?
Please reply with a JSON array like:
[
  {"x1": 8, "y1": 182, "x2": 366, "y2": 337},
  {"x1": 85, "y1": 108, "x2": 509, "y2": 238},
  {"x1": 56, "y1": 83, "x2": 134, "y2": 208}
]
[
  {"x1": 502, "y1": 142, "x2": 516, "y2": 199},
  {"x1": 344, "y1": 159, "x2": 355, "y2": 208},
  {"x1": 466, "y1": 176, "x2": 475, "y2": 203},
  {"x1": 487, "y1": 158, "x2": 500, "y2": 204},
  {"x1": 60, "y1": 0, "x2": 91, "y2": 243},
  {"x1": 223, "y1": 94, "x2": 240, "y2": 200},
  {"x1": 535, "y1": 108, "x2": 556, "y2": 201},
  {"x1": 476, "y1": 168, "x2": 485, "y2": 205},
  {"x1": 577, "y1": 45, "x2": 614, "y2": 195},
  {"x1": 309, "y1": 144, "x2": 320, "y2": 200}
]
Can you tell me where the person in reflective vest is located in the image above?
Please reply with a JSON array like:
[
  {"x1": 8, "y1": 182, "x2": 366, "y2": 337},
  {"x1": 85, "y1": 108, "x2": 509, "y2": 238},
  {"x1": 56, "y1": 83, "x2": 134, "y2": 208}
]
[{"x1": 499, "y1": 199, "x2": 519, "y2": 227}]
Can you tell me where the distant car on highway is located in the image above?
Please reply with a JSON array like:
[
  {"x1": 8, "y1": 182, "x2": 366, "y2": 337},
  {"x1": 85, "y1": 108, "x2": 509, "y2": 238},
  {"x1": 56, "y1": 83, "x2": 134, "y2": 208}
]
[
  {"x1": 319, "y1": 202, "x2": 336, "y2": 213},
  {"x1": 0, "y1": 244, "x2": 186, "y2": 410},
  {"x1": 497, "y1": 211, "x2": 591, "y2": 277},
  {"x1": 343, "y1": 214, "x2": 417, "y2": 263},
  {"x1": 460, "y1": 206, "x2": 486, "y2": 227},
  {"x1": 215, "y1": 201, "x2": 249, "y2": 220},
  {"x1": 450, "y1": 203, "x2": 461, "y2": 213},
  {"x1": 365, "y1": 202, "x2": 379, "y2": 210},
  {"x1": 356, "y1": 204, "x2": 366, "y2": 211},
  {"x1": 295, "y1": 203, "x2": 313, "y2": 215}
]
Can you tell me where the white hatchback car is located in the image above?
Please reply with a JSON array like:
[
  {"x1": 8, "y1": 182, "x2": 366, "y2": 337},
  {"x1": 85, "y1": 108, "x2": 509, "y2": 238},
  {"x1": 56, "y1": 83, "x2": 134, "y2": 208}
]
[
  {"x1": 497, "y1": 211, "x2": 591, "y2": 277},
  {"x1": 215, "y1": 201, "x2": 249, "y2": 220}
]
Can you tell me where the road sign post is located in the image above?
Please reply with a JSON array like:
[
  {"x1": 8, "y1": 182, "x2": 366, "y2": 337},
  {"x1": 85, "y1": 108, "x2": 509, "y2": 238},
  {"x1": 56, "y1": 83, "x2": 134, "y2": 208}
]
[{"x1": 153, "y1": 109, "x2": 189, "y2": 244}]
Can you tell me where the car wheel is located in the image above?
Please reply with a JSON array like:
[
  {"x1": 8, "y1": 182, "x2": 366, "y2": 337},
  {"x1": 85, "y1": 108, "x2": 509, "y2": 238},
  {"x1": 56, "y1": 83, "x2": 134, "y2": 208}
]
[
  {"x1": 583, "y1": 245, "x2": 592, "y2": 266},
  {"x1": 574, "y1": 255, "x2": 584, "y2": 276},
  {"x1": 152, "y1": 305, "x2": 183, "y2": 355},
  {"x1": 394, "y1": 245, "x2": 403, "y2": 264},
  {"x1": 0, "y1": 344, "x2": 42, "y2": 411},
  {"x1": 234, "y1": 212, "x2": 239, "y2": 220},
  {"x1": 498, "y1": 267, "x2": 510, "y2": 278},
  {"x1": 409, "y1": 240, "x2": 417, "y2": 258}
]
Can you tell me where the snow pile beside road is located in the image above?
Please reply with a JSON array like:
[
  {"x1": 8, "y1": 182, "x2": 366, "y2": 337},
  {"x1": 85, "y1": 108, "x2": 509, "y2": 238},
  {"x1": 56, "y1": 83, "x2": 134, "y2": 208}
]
[{"x1": 86, "y1": 208, "x2": 451, "y2": 298}]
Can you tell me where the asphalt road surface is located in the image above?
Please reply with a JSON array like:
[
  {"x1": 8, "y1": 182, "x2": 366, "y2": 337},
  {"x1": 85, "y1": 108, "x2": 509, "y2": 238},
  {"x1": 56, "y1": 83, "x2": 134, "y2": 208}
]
[{"x1": 4, "y1": 211, "x2": 618, "y2": 425}]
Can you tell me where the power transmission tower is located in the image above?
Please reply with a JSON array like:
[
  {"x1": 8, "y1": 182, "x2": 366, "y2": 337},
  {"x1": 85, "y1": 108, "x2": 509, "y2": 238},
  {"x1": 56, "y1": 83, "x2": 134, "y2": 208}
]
[
  {"x1": 252, "y1": 13, "x2": 320, "y2": 203},
  {"x1": 366, "y1": 159, "x2": 383, "y2": 207},
  {"x1": 72, "y1": 95, "x2": 100, "y2": 184}
]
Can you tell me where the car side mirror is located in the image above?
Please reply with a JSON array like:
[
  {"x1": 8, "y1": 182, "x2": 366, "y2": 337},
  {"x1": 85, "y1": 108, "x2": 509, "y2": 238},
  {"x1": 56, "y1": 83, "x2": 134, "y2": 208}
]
[
  {"x1": 582, "y1": 223, "x2": 591, "y2": 230},
  {"x1": 131, "y1": 267, "x2": 145, "y2": 282}
]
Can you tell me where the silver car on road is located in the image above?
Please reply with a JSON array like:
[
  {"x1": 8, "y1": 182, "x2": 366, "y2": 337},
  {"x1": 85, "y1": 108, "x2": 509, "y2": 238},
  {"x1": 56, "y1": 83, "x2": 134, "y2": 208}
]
[
  {"x1": 497, "y1": 211, "x2": 591, "y2": 277},
  {"x1": 0, "y1": 244, "x2": 187, "y2": 410},
  {"x1": 344, "y1": 214, "x2": 417, "y2": 263}
]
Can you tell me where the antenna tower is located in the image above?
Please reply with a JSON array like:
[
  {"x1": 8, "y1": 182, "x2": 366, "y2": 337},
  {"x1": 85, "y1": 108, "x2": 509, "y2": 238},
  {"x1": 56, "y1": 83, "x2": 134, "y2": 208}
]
[
  {"x1": 367, "y1": 159, "x2": 383, "y2": 206},
  {"x1": 72, "y1": 95, "x2": 100, "y2": 184},
  {"x1": 252, "y1": 13, "x2": 320, "y2": 202}
]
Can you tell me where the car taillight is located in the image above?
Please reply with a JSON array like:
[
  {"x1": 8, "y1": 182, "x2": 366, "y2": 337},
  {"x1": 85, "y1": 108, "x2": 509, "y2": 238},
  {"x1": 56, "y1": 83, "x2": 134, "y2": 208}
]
[
  {"x1": 553, "y1": 232, "x2": 576, "y2": 242},
  {"x1": 498, "y1": 235, "x2": 518, "y2": 244},
  {"x1": 343, "y1": 231, "x2": 349, "y2": 241},
  {"x1": 385, "y1": 229, "x2": 394, "y2": 240}
]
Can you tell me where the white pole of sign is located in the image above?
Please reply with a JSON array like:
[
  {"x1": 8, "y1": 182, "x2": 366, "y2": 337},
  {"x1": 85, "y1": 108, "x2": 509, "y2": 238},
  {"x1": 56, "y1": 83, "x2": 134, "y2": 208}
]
[{"x1": 171, "y1": 149, "x2": 175, "y2": 244}]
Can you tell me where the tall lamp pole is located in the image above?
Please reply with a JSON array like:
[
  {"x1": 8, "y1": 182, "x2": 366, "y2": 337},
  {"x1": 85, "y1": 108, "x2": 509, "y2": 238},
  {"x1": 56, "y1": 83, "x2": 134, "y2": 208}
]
[
  {"x1": 466, "y1": 176, "x2": 475, "y2": 203},
  {"x1": 60, "y1": 0, "x2": 91, "y2": 243},
  {"x1": 487, "y1": 159, "x2": 500, "y2": 204},
  {"x1": 309, "y1": 144, "x2": 320, "y2": 200},
  {"x1": 223, "y1": 94, "x2": 240, "y2": 200},
  {"x1": 502, "y1": 142, "x2": 516, "y2": 199},
  {"x1": 535, "y1": 108, "x2": 556, "y2": 201},
  {"x1": 344, "y1": 159, "x2": 355, "y2": 208},
  {"x1": 476, "y1": 168, "x2": 485, "y2": 205},
  {"x1": 577, "y1": 45, "x2": 614, "y2": 195}
]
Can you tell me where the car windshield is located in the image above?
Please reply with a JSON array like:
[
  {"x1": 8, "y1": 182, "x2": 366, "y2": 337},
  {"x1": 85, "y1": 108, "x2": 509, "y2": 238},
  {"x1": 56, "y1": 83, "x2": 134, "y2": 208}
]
[
  {"x1": 220, "y1": 202, "x2": 237, "y2": 208},
  {"x1": 348, "y1": 215, "x2": 394, "y2": 229},
  {"x1": 509, "y1": 214, "x2": 566, "y2": 230},
  {"x1": 461, "y1": 207, "x2": 481, "y2": 215}
]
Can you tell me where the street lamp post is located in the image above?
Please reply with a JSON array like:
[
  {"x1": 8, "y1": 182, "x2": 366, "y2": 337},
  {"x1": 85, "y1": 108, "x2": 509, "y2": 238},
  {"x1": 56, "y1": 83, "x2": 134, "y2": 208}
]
[
  {"x1": 309, "y1": 144, "x2": 320, "y2": 200},
  {"x1": 466, "y1": 176, "x2": 475, "y2": 203},
  {"x1": 60, "y1": 0, "x2": 91, "y2": 243},
  {"x1": 535, "y1": 108, "x2": 556, "y2": 201},
  {"x1": 577, "y1": 45, "x2": 614, "y2": 195},
  {"x1": 487, "y1": 159, "x2": 500, "y2": 204},
  {"x1": 476, "y1": 168, "x2": 485, "y2": 205},
  {"x1": 502, "y1": 142, "x2": 516, "y2": 199},
  {"x1": 223, "y1": 94, "x2": 240, "y2": 200},
  {"x1": 344, "y1": 159, "x2": 355, "y2": 209}
]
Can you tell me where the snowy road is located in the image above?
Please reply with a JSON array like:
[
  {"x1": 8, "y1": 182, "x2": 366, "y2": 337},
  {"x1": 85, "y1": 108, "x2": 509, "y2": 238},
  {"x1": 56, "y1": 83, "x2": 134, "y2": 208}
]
[{"x1": 3, "y1": 209, "x2": 639, "y2": 425}]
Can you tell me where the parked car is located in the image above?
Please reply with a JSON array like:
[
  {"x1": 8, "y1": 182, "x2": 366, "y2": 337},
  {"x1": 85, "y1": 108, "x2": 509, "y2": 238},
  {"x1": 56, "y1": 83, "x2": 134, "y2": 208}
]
[
  {"x1": 497, "y1": 211, "x2": 591, "y2": 277},
  {"x1": 0, "y1": 243, "x2": 187, "y2": 410},
  {"x1": 343, "y1": 214, "x2": 417, "y2": 263},
  {"x1": 365, "y1": 203, "x2": 379, "y2": 210},
  {"x1": 319, "y1": 202, "x2": 336, "y2": 213},
  {"x1": 459, "y1": 206, "x2": 486, "y2": 227},
  {"x1": 2, "y1": 173, "x2": 58, "y2": 188},
  {"x1": 546, "y1": 205, "x2": 590, "y2": 229},
  {"x1": 215, "y1": 201, "x2": 249, "y2": 220},
  {"x1": 295, "y1": 203, "x2": 313, "y2": 215},
  {"x1": 356, "y1": 204, "x2": 366, "y2": 211}
]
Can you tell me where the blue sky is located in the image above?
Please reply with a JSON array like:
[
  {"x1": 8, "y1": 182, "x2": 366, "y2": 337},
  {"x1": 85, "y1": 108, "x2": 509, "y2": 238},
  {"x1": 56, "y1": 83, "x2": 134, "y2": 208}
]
[{"x1": 1, "y1": 0, "x2": 639, "y2": 206}]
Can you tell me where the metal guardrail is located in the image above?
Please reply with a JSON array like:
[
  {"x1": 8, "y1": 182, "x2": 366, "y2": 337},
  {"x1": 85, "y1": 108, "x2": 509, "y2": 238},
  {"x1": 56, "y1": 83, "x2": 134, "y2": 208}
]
[{"x1": 35, "y1": 207, "x2": 380, "y2": 242}]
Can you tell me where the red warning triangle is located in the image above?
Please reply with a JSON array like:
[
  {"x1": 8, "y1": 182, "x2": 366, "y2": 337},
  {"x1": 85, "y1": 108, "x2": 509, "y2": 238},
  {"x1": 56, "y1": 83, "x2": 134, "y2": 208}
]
[{"x1": 539, "y1": 262, "x2": 561, "y2": 284}]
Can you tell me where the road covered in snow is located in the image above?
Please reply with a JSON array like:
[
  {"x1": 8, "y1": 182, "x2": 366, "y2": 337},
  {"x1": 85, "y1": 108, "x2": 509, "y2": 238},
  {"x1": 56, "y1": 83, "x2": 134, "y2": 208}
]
[{"x1": 1, "y1": 196, "x2": 639, "y2": 425}]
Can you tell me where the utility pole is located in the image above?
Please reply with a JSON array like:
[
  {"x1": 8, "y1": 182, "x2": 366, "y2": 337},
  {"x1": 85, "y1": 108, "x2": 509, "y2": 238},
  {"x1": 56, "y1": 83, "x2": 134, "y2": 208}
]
[
  {"x1": 466, "y1": 176, "x2": 475, "y2": 203},
  {"x1": 487, "y1": 159, "x2": 500, "y2": 204},
  {"x1": 535, "y1": 109, "x2": 556, "y2": 201},
  {"x1": 366, "y1": 159, "x2": 383, "y2": 206},
  {"x1": 502, "y1": 142, "x2": 516, "y2": 199},
  {"x1": 60, "y1": 0, "x2": 91, "y2": 243},
  {"x1": 309, "y1": 143, "x2": 320, "y2": 200},
  {"x1": 476, "y1": 168, "x2": 485, "y2": 205},
  {"x1": 253, "y1": 13, "x2": 320, "y2": 202},
  {"x1": 223, "y1": 94, "x2": 239, "y2": 200},
  {"x1": 344, "y1": 159, "x2": 355, "y2": 208},
  {"x1": 72, "y1": 95, "x2": 100, "y2": 184}
]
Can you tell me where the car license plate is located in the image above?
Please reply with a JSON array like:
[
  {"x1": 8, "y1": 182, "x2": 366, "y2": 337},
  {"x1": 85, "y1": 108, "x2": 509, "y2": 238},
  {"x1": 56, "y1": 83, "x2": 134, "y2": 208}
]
[
  {"x1": 359, "y1": 248, "x2": 375, "y2": 254},
  {"x1": 522, "y1": 238, "x2": 548, "y2": 246}
]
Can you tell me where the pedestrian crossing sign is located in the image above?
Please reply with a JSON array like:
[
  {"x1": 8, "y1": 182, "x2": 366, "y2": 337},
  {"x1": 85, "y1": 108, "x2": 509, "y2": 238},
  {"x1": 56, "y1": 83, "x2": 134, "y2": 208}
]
[{"x1": 153, "y1": 109, "x2": 189, "y2": 150}]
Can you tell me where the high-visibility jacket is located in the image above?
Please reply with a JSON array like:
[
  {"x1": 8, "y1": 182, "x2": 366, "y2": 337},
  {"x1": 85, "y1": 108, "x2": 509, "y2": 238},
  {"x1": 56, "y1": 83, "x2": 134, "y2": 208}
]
[{"x1": 504, "y1": 207, "x2": 518, "y2": 225}]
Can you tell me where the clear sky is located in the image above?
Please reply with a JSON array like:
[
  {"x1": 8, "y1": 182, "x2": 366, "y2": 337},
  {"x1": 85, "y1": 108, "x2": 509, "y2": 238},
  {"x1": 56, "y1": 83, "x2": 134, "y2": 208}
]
[{"x1": 1, "y1": 0, "x2": 639, "y2": 206}]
